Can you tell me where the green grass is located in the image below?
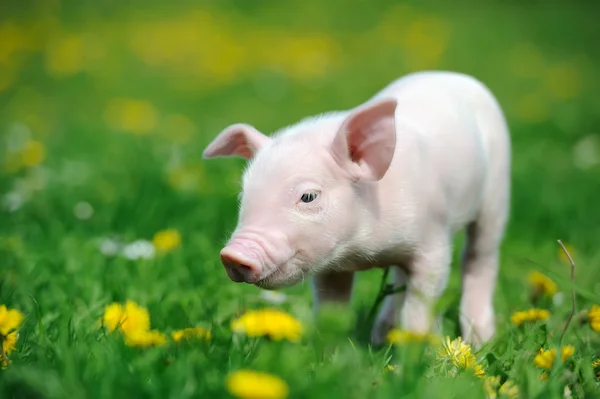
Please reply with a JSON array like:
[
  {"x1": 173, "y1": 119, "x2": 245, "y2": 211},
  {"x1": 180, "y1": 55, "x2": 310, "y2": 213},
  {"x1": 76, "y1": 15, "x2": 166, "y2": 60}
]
[{"x1": 1, "y1": 0, "x2": 600, "y2": 398}]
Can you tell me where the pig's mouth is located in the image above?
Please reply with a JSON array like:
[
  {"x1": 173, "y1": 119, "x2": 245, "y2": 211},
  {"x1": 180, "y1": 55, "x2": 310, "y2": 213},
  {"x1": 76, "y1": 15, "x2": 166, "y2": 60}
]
[{"x1": 253, "y1": 255, "x2": 308, "y2": 289}]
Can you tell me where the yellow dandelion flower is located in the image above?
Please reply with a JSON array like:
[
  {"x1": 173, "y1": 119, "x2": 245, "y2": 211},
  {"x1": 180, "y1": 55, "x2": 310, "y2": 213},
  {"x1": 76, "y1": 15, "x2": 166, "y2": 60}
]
[
  {"x1": 386, "y1": 328, "x2": 437, "y2": 345},
  {"x1": 20, "y1": 140, "x2": 46, "y2": 167},
  {"x1": 439, "y1": 336, "x2": 478, "y2": 369},
  {"x1": 124, "y1": 329, "x2": 167, "y2": 347},
  {"x1": 1, "y1": 332, "x2": 19, "y2": 368},
  {"x1": 534, "y1": 345, "x2": 575, "y2": 370},
  {"x1": 514, "y1": 91, "x2": 550, "y2": 124},
  {"x1": 499, "y1": 380, "x2": 520, "y2": 399},
  {"x1": 474, "y1": 364, "x2": 486, "y2": 379},
  {"x1": 230, "y1": 308, "x2": 302, "y2": 342},
  {"x1": 2, "y1": 331, "x2": 18, "y2": 355},
  {"x1": 101, "y1": 300, "x2": 151, "y2": 335},
  {"x1": 104, "y1": 98, "x2": 159, "y2": 134},
  {"x1": 544, "y1": 62, "x2": 582, "y2": 101},
  {"x1": 510, "y1": 308, "x2": 550, "y2": 326},
  {"x1": 152, "y1": 229, "x2": 181, "y2": 253},
  {"x1": 172, "y1": 327, "x2": 211, "y2": 343},
  {"x1": 0, "y1": 305, "x2": 24, "y2": 336},
  {"x1": 593, "y1": 359, "x2": 600, "y2": 369},
  {"x1": 0, "y1": 305, "x2": 24, "y2": 368},
  {"x1": 484, "y1": 376, "x2": 519, "y2": 399},
  {"x1": 44, "y1": 34, "x2": 85, "y2": 77},
  {"x1": 226, "y1": 369, "x2": 289, "y2": 399},
  {"x1": 588, "y1": 304, "x2": 600, "y2": 332},
  {"x1": 484, "y1": 375, "x2": 501, "y2": 399},
  {"x1": 528, "y1": 271, "x2": 557, "y2": 297}
]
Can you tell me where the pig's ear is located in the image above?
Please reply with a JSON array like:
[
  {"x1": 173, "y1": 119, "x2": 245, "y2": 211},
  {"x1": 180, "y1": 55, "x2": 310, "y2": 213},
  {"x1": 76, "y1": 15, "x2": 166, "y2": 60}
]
[
  {"x1": 202, "y1": 123, "x2": 271, "y2": 160},
  {"x1": 331, "y1": 97, "x2": 397, "y2": 181}
]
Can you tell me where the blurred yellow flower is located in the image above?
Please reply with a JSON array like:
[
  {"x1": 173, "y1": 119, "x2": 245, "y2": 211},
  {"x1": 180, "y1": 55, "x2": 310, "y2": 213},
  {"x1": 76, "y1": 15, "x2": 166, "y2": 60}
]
[
  {"x1": 0, "y1": 305, "x2": 24, "y2": 368},
  {"x1": 499, "y1": 380, "x2": 520, "y2": 399},
  {"x1": 484, "y1": 376, "x2": 501, "y2": 399},
  {"x1": 101, "y1": 300, "x2": 167, "y2": 348},
  {"x1": 510, "y1": 308, "x2": 550, "y2": 326},
  {"x1": 0, "y1": 21, "x2": 32, "y2": 67},
  {"x1": 533, "y1": 345, "x2": 575, "y2": 370},
  {"x1": 226, "y1": 369, "x2": 289, "y2": 399},
  {"x1": 104, "y1": 98, "x2": 159, "y2": 134},
  {"x1": 230, "y1": 308, "x2": 302, "y2": 342},
  {"x1": 399, "y1": 16, "x2": 451, "y2": 71},
  {"x1": 2, "y1": 331, "x2": 18, "y2": 355},
  {"x1": 474, "y1": 364, "x2": 486, "y2": 379},
  {"x1": 528, "y1": 271, "x2": 557, "y2": 297},
  {"x1": 386, "y1": 328, "x2": 437, "y2": 345},
  {"x1": 544, "y1": 62, "x2": 582, "y2": 100},
  {"x1": 152, "y1": 229, "x2": 181, "y2": 253},
  {"x1": 102, "y1": 300, "x2": 151, "y2": 336},
  {"x1": 593, "y1": 359, "x2": 600, "y2": 369},
  {"x1": 439, "y1": 336, "x2": 483, "y2": 376},
  {"x1": 45, "y1": 34, "x2": 85, "y2": 77},
  {"x1": 172, "y1": 327, "x2": 211, "y2": 343},
  {"x1": 514, "y1": 91, "x2": 550, "y2": 124},
  {"x1": 124, "y1": 329, "x2": 167, "y2": 347},
  {"x1": 20, "y1": 140, "x2": 46, "y2": 167},
  {"x1": 0, "y1": 305, "x2": 23, "y2": 337},
  {"x1": 160, "y1": 113, "x2": 196, "y2": 143},
  {"x1": 0, "y1": 66, "x2": 15, "y2": 92},
  {"x1": 558, "y1": 243, "x2": 575, "y2": 264},
  {"x1": 588, "y1": 304, "x2": 600, "y2": 332}
]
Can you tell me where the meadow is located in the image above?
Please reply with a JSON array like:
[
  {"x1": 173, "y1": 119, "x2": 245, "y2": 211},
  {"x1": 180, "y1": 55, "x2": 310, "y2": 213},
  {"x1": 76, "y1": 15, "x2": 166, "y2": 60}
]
[{"x1": 1, "y1": 0, "x2": 600, "y2": 398}]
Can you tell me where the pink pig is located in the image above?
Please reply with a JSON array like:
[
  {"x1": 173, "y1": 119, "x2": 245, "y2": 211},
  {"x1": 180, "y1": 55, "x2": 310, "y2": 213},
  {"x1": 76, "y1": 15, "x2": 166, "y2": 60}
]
[{"x1": 202, "y1": 71, "x2": 511, "y2": 347}]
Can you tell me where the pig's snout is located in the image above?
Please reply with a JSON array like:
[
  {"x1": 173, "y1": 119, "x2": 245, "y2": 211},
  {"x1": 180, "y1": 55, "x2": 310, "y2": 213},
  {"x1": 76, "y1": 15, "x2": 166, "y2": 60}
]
[{"x1": 219, "y1": 241, "x2": 263, "y2": 284}]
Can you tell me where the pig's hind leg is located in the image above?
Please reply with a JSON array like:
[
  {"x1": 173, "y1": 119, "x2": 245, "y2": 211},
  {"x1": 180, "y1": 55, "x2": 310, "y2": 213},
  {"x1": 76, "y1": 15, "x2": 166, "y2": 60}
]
[{"x1": 459, "y1": 172, "x2": 509, "y2": 348}]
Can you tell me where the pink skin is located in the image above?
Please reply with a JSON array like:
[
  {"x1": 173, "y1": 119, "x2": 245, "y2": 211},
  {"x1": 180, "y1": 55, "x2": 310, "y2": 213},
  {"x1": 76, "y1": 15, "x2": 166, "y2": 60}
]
[{"x1": 204, "y1": 99, "x2": 397, "y2": 290}]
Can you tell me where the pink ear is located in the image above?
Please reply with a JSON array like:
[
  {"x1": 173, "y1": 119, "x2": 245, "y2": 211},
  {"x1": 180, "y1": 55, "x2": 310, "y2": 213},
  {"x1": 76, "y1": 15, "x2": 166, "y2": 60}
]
[
  {"x1": 331, "y1": 97, "x2": 397, "y2": 181},
  {"x1": 202, "y1": 123, "x2": 271, "y2": 160}
]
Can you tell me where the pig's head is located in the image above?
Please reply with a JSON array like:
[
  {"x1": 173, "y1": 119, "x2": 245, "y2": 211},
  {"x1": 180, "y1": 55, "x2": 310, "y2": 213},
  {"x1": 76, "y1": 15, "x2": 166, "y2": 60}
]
[{"x1": 202, "y1": 98, "x2": 397, "y2": 289}]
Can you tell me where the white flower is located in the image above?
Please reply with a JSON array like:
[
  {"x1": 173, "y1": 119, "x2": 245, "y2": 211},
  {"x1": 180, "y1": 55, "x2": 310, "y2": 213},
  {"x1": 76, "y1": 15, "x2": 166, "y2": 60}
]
[
  {"x1": 552, "y1": 292, "x2": 564, "y2": 307},
  {"x1": 99, "y1": 238, "x2": 121, "y2": 257},
  {"x1": 2, "y1": 192, "x2": 24, "y2": 212},
  {"x1": 121, "y1": 240, "x2": 156, "y2": 260},
  {"x1": 5, "y1": 122, "x2": 31, "y2": 152},
  {"x1": 572, "y1": 134, "x2": 599, "y2": 170},
  {"x1": 73, "y1": 201, "x2": 94, "y2": 220},
  {"x1": 259, "y1": 290, "x2": 287, "y2": 305}
]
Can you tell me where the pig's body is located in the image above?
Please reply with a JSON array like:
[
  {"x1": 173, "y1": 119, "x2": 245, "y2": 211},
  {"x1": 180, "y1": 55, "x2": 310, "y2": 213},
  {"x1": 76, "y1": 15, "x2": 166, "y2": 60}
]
[{"x1": 203, "y1": 71, "x2": 511, "y2": 347}]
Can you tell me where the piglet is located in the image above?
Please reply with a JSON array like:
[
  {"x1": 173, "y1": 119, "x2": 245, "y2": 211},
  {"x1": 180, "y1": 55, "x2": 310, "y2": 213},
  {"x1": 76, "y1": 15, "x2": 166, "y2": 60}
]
[{"x1": 202, "y1": 71, "x2": 511, "y2": 348}]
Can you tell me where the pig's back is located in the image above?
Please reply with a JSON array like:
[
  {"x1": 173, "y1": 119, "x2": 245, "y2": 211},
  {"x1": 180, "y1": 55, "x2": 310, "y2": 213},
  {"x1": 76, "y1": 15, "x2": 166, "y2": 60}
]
[{"x1": 373, "y1": 71, "x2": 510, "y2": 230}]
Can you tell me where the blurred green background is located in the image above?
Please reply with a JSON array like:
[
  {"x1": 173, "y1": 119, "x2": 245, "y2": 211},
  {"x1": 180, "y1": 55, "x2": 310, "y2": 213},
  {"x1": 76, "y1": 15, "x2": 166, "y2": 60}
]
[{"x1": 1, "y1": 0, "x2": 600, "y2": 396}]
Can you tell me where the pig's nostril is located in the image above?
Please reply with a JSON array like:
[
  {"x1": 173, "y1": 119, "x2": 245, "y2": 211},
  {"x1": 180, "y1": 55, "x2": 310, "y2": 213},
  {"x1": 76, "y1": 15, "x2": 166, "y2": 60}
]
[{"x1": 220, "y1": 252, "x2": 260, "y2": 283}]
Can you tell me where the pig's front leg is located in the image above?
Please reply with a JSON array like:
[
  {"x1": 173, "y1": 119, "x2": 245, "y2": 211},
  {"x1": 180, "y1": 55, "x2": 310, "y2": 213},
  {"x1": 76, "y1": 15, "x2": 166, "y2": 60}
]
[
  {"x1": 311, "y1": 271, "x2": 355, "y2": 312},
  {"x1": 371, "y1": 266, "x2": 408, "y2": 346},
  {"x1": 400, "y1": 235, "x2": 452, "y2": 334}
]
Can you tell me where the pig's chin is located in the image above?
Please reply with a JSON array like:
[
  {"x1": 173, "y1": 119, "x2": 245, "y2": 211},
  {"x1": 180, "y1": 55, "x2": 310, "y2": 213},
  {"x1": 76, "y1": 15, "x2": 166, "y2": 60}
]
[{"x1": 254, "y1": 267, "x2": 306, "y2": 290}]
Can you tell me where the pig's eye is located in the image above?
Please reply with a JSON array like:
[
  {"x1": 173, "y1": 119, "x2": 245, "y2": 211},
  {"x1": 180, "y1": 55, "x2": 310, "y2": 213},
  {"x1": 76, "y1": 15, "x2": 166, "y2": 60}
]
[{"x1": 300, "y1": 192, "x2": 318, "y2": 203}]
